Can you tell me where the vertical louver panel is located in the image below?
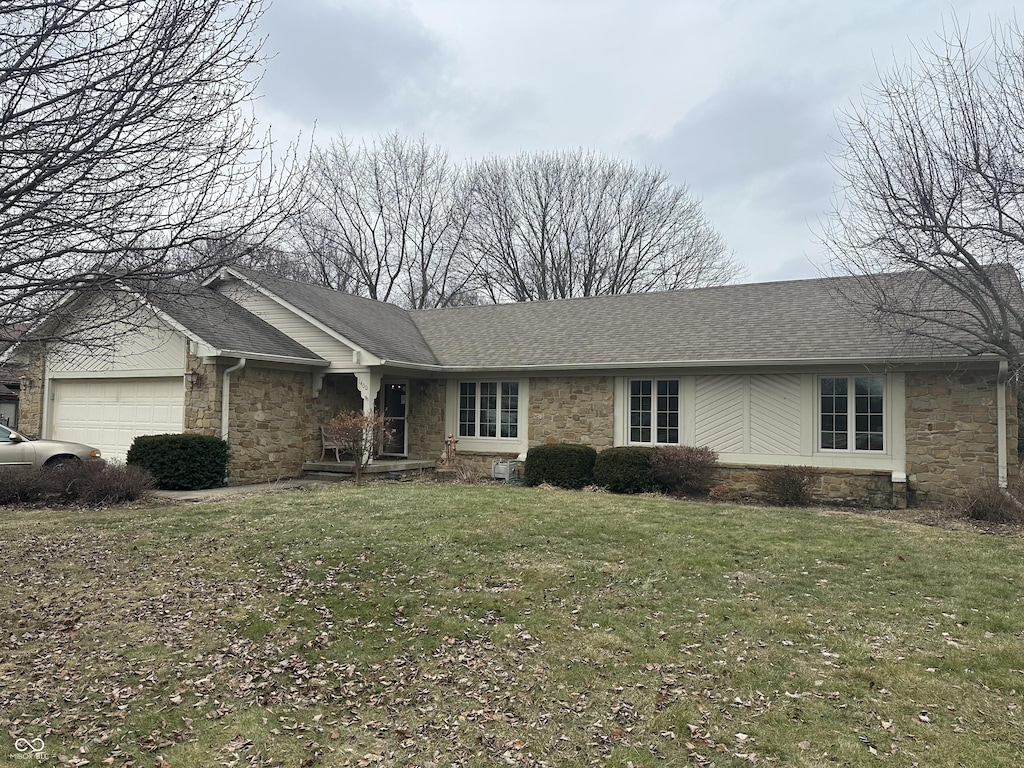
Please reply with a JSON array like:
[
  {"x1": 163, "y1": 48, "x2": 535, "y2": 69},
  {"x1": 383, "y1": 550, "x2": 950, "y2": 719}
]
[
  {"x1": 750, "y1": 374, "x2": 802, "y2": 454},
  {"x1": 694, "y1": 375, "x2": 745, "y2": 452}
]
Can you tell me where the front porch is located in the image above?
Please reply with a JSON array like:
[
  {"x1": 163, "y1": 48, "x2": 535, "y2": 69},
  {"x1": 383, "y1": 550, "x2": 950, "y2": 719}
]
[{"x1": 302, "y1": 458, "x2": 436, "y2": 480}]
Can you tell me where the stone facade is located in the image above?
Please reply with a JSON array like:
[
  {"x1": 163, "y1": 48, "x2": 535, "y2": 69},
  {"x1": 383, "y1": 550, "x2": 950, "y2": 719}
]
[
  {"x1": 904, "y1": 367, "x2": 1018, "y2": 507},
  {"x1": 406, "y1": 379, "x2": 446, "y2": 461},
  {"x1": 14, "y1": 346, "x2": 45, "y2": 438},
  {"x1": 183, "y1": 352, "x2": 222, "y2": 436},
  {"x1": 715, "y1": 465, "x2": 896, "y2": 508},
  {"x1": 183, "y1": 365, "x2": 361, "y2": 483},
  {"x1": 14, "y1": 335, "x2": 1021, "y2": 506},
  {"x1": 453, "y1": 451, "x2": 524, "y2": 478},
  {"x1": 528, "y1": 376, "x2": 614, "y2": 449},
  {"x1": 448, "y1": 376, "x2": 615, "y2": 481}
]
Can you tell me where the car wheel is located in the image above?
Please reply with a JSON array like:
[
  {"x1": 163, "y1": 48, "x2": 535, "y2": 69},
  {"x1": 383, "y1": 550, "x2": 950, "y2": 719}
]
[{"x1": 44, "y1": 455, "x2": 81, "y2": 470}]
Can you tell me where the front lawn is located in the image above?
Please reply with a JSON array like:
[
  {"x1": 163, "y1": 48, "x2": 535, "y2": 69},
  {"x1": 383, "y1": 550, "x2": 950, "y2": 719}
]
[{"x1": 1, "y1": 484, "x2": 1022, "y2": 766}]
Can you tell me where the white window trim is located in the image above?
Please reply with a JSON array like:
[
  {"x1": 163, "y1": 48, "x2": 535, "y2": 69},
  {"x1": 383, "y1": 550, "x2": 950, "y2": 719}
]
[
  {"x1": 815, "y1": 374, "x2": 890, "y2": 455},
  {"x1": 623, "y1": 376, "x2": 684, "y2": 446},
  {"x1": 446, "y1": 377, "x2": 528, "y2": 454},
  {"x1": 611, "y1": 372, "x2": 905, "y2": 475}
]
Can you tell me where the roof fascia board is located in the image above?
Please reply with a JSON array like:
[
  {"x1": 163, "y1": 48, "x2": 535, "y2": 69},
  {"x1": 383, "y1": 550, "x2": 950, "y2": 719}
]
[
  {"x1": 210, "y1": 267, "x2": 383, "y2": 366},
  {"x1": 210, "y1": 350, "x2": 331, "y2": 368},
  {"x1": 371, "y1": 353, "x2": 1004, "y2": 374}
]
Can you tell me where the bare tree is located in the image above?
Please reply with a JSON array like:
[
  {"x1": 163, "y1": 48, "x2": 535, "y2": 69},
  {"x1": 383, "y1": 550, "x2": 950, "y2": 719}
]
[
  {"x1": 293, "y1": 133, "x2": 478, "y2": 308},
  {"x1": 822, "y1": 17, "x2": 1024, "y2": 366},
  {"x1": 326, "y1": 409, "x2": 394, "y2": 485},
  {"x1": 467, "y1": 150, "x2": 740, "y2": 302},
  {"x1": 0, "y1": 0, "x2": 296, "y2": 340}
]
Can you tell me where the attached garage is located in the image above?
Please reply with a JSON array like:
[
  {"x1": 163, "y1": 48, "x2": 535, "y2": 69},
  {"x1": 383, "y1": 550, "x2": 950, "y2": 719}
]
[{"x1": 50, "y1": 377, "x2": 185, "y2": 460}]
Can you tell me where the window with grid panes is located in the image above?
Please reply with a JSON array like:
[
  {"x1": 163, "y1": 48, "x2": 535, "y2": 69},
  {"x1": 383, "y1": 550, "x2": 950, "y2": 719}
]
[
  {"x1": 459, "y1": 381, "x2": 519, "y2": 438},
  {"x1": 820, "y1": 376, "x2": 884, "y2": 451},
  {"x1": 629, "y1": 379, "x2": 679, "y2": 444}
]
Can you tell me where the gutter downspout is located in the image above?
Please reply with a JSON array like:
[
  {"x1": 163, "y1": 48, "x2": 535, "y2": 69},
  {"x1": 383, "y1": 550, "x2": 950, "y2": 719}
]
[
  {"x1": 221, "y1": 358, "x2": 247, "y2": 443},
  {"x1": 997, "y1": 360, "x2": 1009, "y2": 489}
]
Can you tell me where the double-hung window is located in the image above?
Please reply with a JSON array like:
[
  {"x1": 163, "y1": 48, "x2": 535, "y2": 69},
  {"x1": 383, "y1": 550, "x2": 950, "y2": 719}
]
[
  {"x1": 459, "y1": 381, "x2": 519, "y2": 438},
  {"x1": 820, "y1": 376, "x2": 884, "y2": 451},
  {"x1": 629, "y1": 379, "x2": 679, "y2": 444}
]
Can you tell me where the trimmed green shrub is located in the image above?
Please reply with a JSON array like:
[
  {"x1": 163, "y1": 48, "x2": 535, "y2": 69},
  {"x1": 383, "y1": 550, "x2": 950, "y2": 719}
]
[
  {"x1": 650, "y1": 445, "x2": 719, "y2": 495},
  {"x1": 757, "y1": 465, "x2": 817, "y2": 507},
  {"x1": 523, "y1": 443, "x2": 597, "y2": 489},
  {"x1": 594, "y1": 446, "x2": 661, "y2": 494},
  {"x1": 126, "y1": 433, "x2": 229, "y2": 490}
]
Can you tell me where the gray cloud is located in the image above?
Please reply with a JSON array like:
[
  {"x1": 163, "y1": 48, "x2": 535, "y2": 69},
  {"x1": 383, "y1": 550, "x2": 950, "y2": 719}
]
[
  {"x1": 634, "y1": 78, "x2": 840, "y2": 221},
  {"x1": 256, "y1": 0, "x2": 450, "y2": 131}
]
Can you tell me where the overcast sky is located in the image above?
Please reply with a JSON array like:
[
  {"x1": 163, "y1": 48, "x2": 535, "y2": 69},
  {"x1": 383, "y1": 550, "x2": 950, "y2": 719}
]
[{"x1": 254, "y1": 0, "x2": 1019, "y2": 284}]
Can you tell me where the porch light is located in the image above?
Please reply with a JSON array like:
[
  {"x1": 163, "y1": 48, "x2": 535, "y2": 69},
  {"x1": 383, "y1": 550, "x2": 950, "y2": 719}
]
[{"x1": 185, "y1": 369, "x2": 205, "y2": 389}]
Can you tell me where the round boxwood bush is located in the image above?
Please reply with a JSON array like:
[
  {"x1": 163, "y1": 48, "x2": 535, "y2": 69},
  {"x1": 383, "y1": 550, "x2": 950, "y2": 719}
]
[
  {"x1": 126, "y1": 433, "x2": 229, "y2": 490},
  {"x1": 523, "y1": 443, "x2": 597, "y2": 489},
  {"x1": 594, "y1": 446, "x2": 661, "y2": 494}
]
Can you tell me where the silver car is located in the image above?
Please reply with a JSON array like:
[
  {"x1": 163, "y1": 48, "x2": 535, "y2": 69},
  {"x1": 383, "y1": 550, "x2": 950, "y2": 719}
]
[{"x1": 0, "y1": 424, "x2": 103, "y2": 469}]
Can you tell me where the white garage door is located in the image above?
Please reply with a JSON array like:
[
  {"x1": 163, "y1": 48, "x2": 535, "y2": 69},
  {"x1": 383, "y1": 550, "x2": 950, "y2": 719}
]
[{"x1": 51, "y1": 377, "x2": 185, "y2": 461}]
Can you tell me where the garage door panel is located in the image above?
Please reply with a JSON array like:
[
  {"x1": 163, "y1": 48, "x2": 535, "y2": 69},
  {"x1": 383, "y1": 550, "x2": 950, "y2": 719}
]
[{"x1": 52, "y1": 378, "x2": 185, "y2": 461}]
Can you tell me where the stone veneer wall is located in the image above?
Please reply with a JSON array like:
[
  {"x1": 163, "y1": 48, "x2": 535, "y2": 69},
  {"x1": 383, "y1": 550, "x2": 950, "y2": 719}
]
[
  {"x1": 183, "y1": 352, "x2": 222, "y2": 436},
  {"x1": 407, "y1": 379, "x2": 446, "y2": 461},
  {"x1": 14, "y1": 346, "x2": 45, "y2": 438},
  {"x1": 312, "y1": 375, "x2": 363, "y2": 433},
  {"x1": 905, "y1": 367, "x2": 1018, "y2": 507},
  {"x1": 448, "y1": 375, "x2": 615, "y2": 481},
  {"x1": 715, "y1": 466, "x2": 895, "y2": 508},
  {"x1": 528, "y1": 376, "x2": 614, "y2": 449},
  {"x1": 184, "y1": 364, "x2": 361, "y2": 483}
]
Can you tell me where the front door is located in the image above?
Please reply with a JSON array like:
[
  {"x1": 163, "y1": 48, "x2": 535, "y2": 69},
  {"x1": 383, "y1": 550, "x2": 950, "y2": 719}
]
[{"x1": 380, "y1": 381, "x2": 407, "y2": 456}]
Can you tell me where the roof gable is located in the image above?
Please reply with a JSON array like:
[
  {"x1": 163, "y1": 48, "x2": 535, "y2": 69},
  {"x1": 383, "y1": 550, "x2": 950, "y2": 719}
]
[
  {"x1": 146, "y1": 286, "x2": 325, "y2": 363},
  {"x1": 211, "y1": 268, "x2": 440, "y2": 366}
]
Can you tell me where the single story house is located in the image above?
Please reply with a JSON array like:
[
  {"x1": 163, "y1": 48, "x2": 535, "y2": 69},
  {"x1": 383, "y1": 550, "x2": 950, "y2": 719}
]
[{"x1": 10, "y1": 267, "x2": 1018, "y2": 507}]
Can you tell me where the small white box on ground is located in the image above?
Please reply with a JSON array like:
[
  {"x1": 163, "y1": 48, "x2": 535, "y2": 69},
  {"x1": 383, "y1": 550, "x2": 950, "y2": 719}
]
[{"x1": 491, "y1": 460, "x2": 520, "y2": 480}]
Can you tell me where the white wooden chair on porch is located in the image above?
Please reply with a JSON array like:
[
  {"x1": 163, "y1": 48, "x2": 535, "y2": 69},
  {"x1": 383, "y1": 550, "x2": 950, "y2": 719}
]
[{"x1": 319, "y1": 425, "x2": 343, "y2": 462}]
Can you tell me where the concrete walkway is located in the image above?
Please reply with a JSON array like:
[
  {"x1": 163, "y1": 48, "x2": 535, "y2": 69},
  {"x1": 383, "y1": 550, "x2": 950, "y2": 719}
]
[{"x1": 151, "y1": 478, "x2": 331, "y2": 503}]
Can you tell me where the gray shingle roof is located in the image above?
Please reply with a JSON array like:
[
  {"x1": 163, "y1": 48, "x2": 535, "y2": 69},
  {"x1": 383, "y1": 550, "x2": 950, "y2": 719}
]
[
  {"x1": 228, "y1": 268, "x2": 440, "y2": 366},
  {"x1": 408, "y1": 273, "x2": 994, "y2": 369},
  {"x1": 149, "y1": 287, "x2": 323, "y2": 362},
  {"x1": 207, "y1": 269, "x2": 1013, "y2": 370}
]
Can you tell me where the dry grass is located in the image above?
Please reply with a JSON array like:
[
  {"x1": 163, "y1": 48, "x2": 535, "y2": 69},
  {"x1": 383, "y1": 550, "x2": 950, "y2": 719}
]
[{"x1": 1, "y1": 483, "x2": 1022, "y2": 767}]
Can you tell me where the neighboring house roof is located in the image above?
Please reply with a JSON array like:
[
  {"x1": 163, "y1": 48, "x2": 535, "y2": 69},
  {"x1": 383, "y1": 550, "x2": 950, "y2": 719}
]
[
  {"x1": 0, "y1": 325, "x2": 26, "y2": 387},
  {"x1": 222, "y1": 268, "x2": 440, "y2": 366},
  {"x1": 146, "y1": 286, "x2": 325, "y2": 364}
]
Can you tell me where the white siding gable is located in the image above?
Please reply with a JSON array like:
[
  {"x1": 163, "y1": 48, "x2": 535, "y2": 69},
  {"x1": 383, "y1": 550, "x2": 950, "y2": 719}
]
[
  {"x1": 48, "y1": 299, "x2": 185, "y2": 376},
  {"x1": 217, "y1": 279, "x2": 356, "y2": 367}
]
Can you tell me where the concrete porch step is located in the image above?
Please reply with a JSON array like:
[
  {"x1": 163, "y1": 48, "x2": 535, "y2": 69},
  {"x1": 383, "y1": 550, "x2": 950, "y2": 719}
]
[{"x1": 302, "y1": 459, "x2": 436, "y2": 477}]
